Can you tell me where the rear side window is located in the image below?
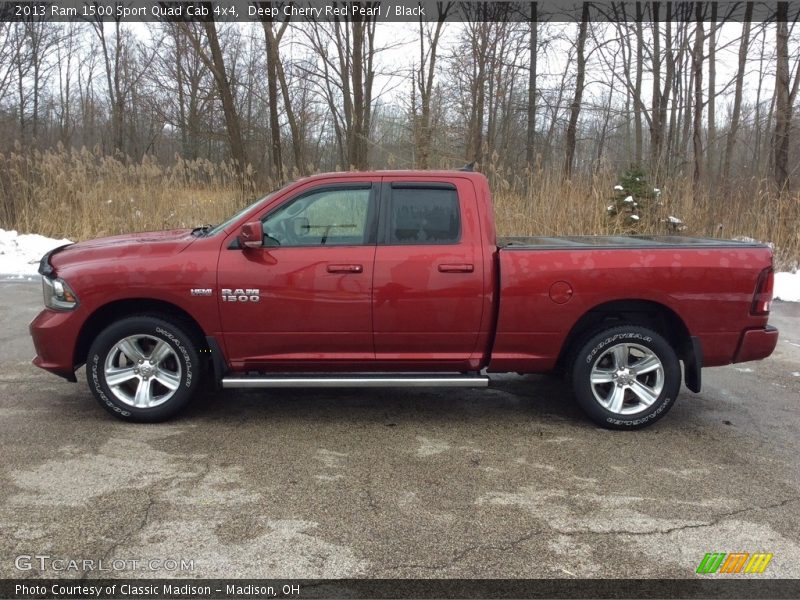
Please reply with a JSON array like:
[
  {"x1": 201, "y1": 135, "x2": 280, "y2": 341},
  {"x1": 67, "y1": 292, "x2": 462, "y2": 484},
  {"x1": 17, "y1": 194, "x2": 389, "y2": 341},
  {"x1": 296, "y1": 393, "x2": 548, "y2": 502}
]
[{"x1": 388, "y1": 187, "x2": 461, "y2": 244}]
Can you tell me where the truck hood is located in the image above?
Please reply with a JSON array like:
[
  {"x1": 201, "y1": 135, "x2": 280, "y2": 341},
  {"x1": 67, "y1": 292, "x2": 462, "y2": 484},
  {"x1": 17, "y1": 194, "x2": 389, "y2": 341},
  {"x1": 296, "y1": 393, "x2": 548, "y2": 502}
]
[{"x1": 48, "y1": 229, "x2": 197, "y2": 272}]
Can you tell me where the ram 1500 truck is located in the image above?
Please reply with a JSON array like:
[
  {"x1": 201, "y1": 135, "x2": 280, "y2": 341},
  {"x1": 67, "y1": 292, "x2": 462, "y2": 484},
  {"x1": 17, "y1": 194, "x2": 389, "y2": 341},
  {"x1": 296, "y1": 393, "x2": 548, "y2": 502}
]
[{"x1": 30, "y1": 170, "x2": 779, "y2": 428}]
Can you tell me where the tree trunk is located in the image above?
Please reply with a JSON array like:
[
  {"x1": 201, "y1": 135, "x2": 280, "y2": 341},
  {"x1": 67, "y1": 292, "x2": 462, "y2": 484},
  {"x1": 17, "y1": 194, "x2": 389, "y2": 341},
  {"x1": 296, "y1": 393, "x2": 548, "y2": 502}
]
[
  {"x1": 650, "y1": 3, "x2": 662, "y2": 173},
  {"x1": 94, "y1": 20, "x2": 125, "y2": 153},
  {"x1": 722, "y1": 5, "x2": 751, "y2": 184},
  {"x1": 202, "y1": 22, "x2": 247, "y2": 172},
  {"x1": 544, "y1": 61, "x2": 568, "y2": 161},
  {"x1": 525, "y1": 2, "x2": 538, "y2": 170},
  {"x1": 416, "y1": 3, "x2": 449, "y2": 170},
  {"x1": 465, "y1": 22, "x2": 489, "y2": 166},
  {"x1": 261, "y1": 19, "x2": 283, "y2": 181},
  {"x1": 276, "y1": 58, "x2": 305, "y2": 175},
  {"x1": 706, "y1": 2, "x2": 717, "y2": 188},
  {"x1": 634, "y1": 3, "x2": 644, "y2": 165},
  {"x1": 350, "y1": 20, "x2": 364, "y2": 169},
  {"x1": 692, "y1": 5, "x2": 704, "y2": 194},
  {"x1": 774, "y1": 1, "x2": 790, "y2": 190},
  {"x1": 659, "y1": 4, "x2": 675, "y2": 173},
  {"x1": 563, "y1": 2, "x2": 589, "y2": 180}
]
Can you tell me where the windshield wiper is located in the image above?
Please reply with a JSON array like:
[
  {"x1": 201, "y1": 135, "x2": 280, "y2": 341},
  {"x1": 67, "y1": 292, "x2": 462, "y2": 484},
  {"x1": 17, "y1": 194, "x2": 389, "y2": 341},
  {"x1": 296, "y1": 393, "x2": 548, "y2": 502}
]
[{"x1": 191, "y1": 225, "x2": 214, "y2": 237}]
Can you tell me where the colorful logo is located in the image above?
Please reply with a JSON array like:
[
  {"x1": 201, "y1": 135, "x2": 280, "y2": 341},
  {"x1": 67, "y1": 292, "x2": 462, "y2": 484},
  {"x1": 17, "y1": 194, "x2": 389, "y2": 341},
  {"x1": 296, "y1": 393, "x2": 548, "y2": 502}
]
[{"x1": 696, "y1": 552, "x2": 773, "y2": 574}]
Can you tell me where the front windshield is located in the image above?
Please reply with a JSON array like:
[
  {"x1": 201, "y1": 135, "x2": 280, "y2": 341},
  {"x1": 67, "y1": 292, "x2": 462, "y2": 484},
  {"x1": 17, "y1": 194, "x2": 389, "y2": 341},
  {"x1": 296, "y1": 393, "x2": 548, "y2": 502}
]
[{"x1": 205, "y1": 190, "x2": 278, "y2": 236}]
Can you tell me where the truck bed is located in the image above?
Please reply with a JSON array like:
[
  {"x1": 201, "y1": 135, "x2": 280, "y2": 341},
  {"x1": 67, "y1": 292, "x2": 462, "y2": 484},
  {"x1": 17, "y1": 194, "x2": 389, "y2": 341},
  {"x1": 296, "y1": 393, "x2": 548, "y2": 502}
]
[
  {"x1": 488, "y1": 235, "x2": 775, "y2": 374},
  {"x1": 498, "y1": 235, "x2": 768, "y2": 250}
]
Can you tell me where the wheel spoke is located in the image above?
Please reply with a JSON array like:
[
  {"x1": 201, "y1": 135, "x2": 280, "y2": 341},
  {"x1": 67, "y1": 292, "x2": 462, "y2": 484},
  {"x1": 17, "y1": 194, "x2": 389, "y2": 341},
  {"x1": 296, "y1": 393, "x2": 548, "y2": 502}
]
[
  {"x1": 629, "y1": 379, "x2": 659, "y2": 406},
  {"x1": 118, "y1": 339, "x2": 145, "y2": 363},
  {"x1": 154, "y1": 370, "x2": 180, "y2": 391},
  {"x1": 631, "y1": 353, "x2": 661, "y2": 376},
  {"x1": 591, "y1": 369, "x2": 615, "y2": 384},
  {"x1": 607, "y1": 385, "x2": 626, "y2": 413},
  {"x1": 134, "y1": 378, "x2": 152, "y2": 407},
  {"x1": 149, "y1": 340, "x2": 173, "y2": 365},
  {"x1": 105, "y1": 367, "x2": 139, "y2": 387},
  {"x1": 611, "y1": 344, "x2": 628, "y2": 369}
]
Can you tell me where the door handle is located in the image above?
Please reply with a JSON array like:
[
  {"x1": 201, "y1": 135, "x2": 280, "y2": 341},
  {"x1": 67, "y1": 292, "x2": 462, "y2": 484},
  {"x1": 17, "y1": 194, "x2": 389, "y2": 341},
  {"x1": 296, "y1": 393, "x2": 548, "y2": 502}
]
[
  {"x1": 327, "y1": 264, "x2": 363, "y2": 273},
  {"x1": 438, "y1": 263, "x2": 474, "y2": 273}
]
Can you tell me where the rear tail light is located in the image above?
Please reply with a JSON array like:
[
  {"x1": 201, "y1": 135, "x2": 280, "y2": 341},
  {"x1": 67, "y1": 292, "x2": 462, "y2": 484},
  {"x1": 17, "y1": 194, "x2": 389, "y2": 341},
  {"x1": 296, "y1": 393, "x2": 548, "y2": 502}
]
[{"x1": 750, "y1": 267, "x2": 774, "y2": 315}]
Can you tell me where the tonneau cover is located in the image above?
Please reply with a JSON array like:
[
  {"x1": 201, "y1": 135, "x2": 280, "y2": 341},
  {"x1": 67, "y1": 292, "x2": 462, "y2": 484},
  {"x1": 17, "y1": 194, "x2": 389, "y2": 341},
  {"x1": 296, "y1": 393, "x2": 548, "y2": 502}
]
[{"x1": 498, "y1": 235, "x2": 768, "y2": 250}]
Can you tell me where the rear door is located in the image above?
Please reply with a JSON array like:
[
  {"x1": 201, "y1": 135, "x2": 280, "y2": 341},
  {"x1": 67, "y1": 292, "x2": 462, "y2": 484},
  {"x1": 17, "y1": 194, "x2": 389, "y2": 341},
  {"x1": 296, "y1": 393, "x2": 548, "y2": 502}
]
[
  {"x1": 372, "y1": 177, "x2": 485, "y2": 370},
  {"x1": 218, "y1": 180, "x2": 380, "y2": 370}
]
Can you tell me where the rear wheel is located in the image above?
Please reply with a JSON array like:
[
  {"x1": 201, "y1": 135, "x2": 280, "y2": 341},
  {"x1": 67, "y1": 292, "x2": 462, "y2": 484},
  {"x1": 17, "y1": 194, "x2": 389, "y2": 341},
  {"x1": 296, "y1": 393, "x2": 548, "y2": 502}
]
[
  {"x1": 571, "y1": 325, "x2": 681, "y2": 429},
  {"x1": 87, "y1": 315, "x2": 201, "y2": 421}
]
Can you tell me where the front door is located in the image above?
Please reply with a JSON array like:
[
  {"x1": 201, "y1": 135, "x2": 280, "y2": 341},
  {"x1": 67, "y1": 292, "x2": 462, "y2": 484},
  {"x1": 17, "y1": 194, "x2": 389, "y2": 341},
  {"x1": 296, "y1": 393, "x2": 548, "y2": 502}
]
[{"x1": 218, "y1": 182, "x2": 379, "y2": 371}]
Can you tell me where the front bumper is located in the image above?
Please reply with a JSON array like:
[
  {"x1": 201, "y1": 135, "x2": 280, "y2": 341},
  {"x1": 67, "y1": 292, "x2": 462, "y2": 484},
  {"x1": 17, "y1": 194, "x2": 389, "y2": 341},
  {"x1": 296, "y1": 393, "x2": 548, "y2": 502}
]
[
  {"x1": 29, "y1": 307, "x2": 84, "y2": 381},
  {"x1": 733, "y1": 325, "x2": 779, "y2": 363}
]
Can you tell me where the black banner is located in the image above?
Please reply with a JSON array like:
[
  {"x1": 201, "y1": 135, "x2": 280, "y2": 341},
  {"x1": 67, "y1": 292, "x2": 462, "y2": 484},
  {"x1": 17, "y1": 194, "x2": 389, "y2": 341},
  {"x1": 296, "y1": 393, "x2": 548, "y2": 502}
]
[
  {"x1": 2, "y1": 579, "x2": 800, "y2": 599},
  {"x1": 1, "y1": 0, "x2": 799, "y2": 23}
]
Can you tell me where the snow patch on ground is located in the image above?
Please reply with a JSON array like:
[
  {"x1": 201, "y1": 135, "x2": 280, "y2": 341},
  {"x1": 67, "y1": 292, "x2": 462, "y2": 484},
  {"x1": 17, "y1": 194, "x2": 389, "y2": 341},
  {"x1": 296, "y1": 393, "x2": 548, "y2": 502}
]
[
  {"x1": 774, "y1": 271, "x2": 800, "y2": 302},
  {"x1": 0, "y1": 229, "x2": 72, "y2": 280}
]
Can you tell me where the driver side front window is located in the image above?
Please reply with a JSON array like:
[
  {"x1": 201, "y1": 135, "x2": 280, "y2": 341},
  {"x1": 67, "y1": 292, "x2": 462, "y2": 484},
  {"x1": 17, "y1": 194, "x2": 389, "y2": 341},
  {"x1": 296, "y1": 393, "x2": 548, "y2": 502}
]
[{"x1": 262, "y1": 187, "x2": 372, "y2": 247}]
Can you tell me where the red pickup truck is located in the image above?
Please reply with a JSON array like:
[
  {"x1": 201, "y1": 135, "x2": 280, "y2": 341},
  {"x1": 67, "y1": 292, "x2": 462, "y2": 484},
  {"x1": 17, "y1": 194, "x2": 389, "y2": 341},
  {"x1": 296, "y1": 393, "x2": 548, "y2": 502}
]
[{"x1": 30, "y1": 170, "x2": 778, "y2": 428}]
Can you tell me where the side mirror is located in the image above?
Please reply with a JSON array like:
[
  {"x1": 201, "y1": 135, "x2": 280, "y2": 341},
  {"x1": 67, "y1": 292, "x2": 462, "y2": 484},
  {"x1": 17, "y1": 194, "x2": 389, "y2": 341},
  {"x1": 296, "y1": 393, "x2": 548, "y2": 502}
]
[{"x1": 238, "y1": 221, "x2": 263, "y2": 249}]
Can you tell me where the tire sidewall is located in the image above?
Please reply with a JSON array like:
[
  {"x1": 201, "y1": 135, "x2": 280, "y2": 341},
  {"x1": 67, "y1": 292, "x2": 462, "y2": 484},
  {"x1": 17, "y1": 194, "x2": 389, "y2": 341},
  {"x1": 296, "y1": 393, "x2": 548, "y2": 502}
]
[
  {"x1": 572, "y1": 326, "x2": 681, "y2": 429},
  {"x1": 87, "y1": 316, "x2": 199, "y2": 421}
]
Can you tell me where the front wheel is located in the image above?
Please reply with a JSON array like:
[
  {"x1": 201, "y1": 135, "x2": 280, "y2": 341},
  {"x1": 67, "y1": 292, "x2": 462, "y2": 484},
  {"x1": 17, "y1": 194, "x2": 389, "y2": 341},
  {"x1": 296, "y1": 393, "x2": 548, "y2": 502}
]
[
  {"x1": 571, "y1": 325, "x2": 681, "y2": 429},
  {"x1": 87, "y1": 315, "x2": 201, "y2": 422}
]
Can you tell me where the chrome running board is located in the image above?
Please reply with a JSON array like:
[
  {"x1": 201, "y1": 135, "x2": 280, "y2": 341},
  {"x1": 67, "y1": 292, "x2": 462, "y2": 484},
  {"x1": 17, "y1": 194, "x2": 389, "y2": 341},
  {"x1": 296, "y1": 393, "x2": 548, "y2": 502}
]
[{"x1": 221, "y1": 375, "x2": 489, "y2": 389}]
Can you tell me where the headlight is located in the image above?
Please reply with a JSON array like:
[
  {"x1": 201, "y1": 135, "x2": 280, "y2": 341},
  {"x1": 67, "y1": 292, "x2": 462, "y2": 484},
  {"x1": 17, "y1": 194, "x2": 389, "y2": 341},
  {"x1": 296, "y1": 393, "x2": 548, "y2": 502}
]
[{"x1": 42, "y1": 276, "x2": 79, "y2": 310}]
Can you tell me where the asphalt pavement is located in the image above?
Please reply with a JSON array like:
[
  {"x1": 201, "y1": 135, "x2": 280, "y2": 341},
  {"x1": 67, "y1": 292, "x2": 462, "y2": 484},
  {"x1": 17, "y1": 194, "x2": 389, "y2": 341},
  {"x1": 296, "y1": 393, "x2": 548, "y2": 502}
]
[{"x1": 1, "y1": 280, "x2": 799, "y2": 579}]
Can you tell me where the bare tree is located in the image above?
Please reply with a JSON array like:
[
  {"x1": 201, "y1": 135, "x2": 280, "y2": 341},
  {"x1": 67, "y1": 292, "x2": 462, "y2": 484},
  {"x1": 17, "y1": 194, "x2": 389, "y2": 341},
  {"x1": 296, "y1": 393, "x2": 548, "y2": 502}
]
[
  {"x1": 274, "y1": 30, "x2": 305, "y2": 175},
  {"x1": 91, "y1": 19, "x2": 126, "y2": 152},
  {"x1": 414, "y1": 2, "x2": 451, "y2": 169},
  {"x1": 2, "y1": 10, "x2": 799, "y2": 200},
  {"x1": 7, "y1": 21, "x2": 57, "y2": 143},
  {"x1": 301, "y1": 12, "x2": 378, "y2": 170},
  {"x1": 525, "y1": 2, "x2": 538, "y2": 170},
  {"x1": 564, "y1": 2, "x2": 590, "y2": 179},
  {"x1": 92, "y1": 19, "x2": 157, "y2": 155},
  {"x1": 462, "y1": 19, "x2": 491, "y2": 166},
  {"x1": 634, "y1": 3, "x2": 644, "y2": 165},
  {"x1": 722, "y1": 4, "x2": 752, "y2": 184},
  {"x1": 151, "y1": 23, "x2": 213, "y2": 160},
  {"x1": 650, "y1": 4, "x2": 663, "y2": 173},
  {"x1": 692, "y1": 5, "x2": 704, "y2": 193},
  {"x1": 0, "y1": 23, "x2": 17, "y2": 105},
  {"x1": 774, "y1": 1, "x2": 792, "y2": 189},
  {"x1": 259, "y1": 8, "x2": 290, "y2": 181},
  {"x1": 706, "y1": 2, "x2": 717, "y2": 188},
  {"x1": 180, "y1": 22, "x2": 247, "y2": 171}
]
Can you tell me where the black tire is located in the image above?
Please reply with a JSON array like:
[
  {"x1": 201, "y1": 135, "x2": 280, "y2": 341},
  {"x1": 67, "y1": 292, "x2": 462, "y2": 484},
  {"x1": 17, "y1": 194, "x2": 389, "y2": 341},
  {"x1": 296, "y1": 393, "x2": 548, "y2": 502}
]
[
  {"x1": 86, "y1": 315, "x2": 201, "y2": 422},
  {"x1": 570, "y1": 325, "x2": 681, "y2": 429}
]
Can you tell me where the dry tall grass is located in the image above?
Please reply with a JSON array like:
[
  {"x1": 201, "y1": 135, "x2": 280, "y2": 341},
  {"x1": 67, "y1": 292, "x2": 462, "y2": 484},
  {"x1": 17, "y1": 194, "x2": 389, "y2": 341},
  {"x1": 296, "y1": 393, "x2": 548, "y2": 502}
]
[
  {"x1": 0, "y1": 147, "x2": 252, "y2": 241},
  {"x1": 1, "y1": 148, "x2": 798, "y2": 269}
]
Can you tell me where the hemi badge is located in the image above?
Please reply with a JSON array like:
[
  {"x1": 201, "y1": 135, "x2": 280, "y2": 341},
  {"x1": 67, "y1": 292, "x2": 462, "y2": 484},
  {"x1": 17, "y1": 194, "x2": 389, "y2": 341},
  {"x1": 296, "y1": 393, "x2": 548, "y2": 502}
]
[{"x1": 190, "y1": 288, "x2": 213, "y2": 296}]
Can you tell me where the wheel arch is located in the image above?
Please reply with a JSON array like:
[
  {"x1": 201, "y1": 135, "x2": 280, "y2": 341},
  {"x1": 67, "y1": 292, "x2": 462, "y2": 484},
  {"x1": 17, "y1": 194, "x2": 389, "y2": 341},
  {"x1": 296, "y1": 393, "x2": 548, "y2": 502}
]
[
  {"x1": 557, "y1": 299, "x2": 697, "y2": 386},
  {"x1": 75, "y1": 298, "x2": 208, "y2": 369}
]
